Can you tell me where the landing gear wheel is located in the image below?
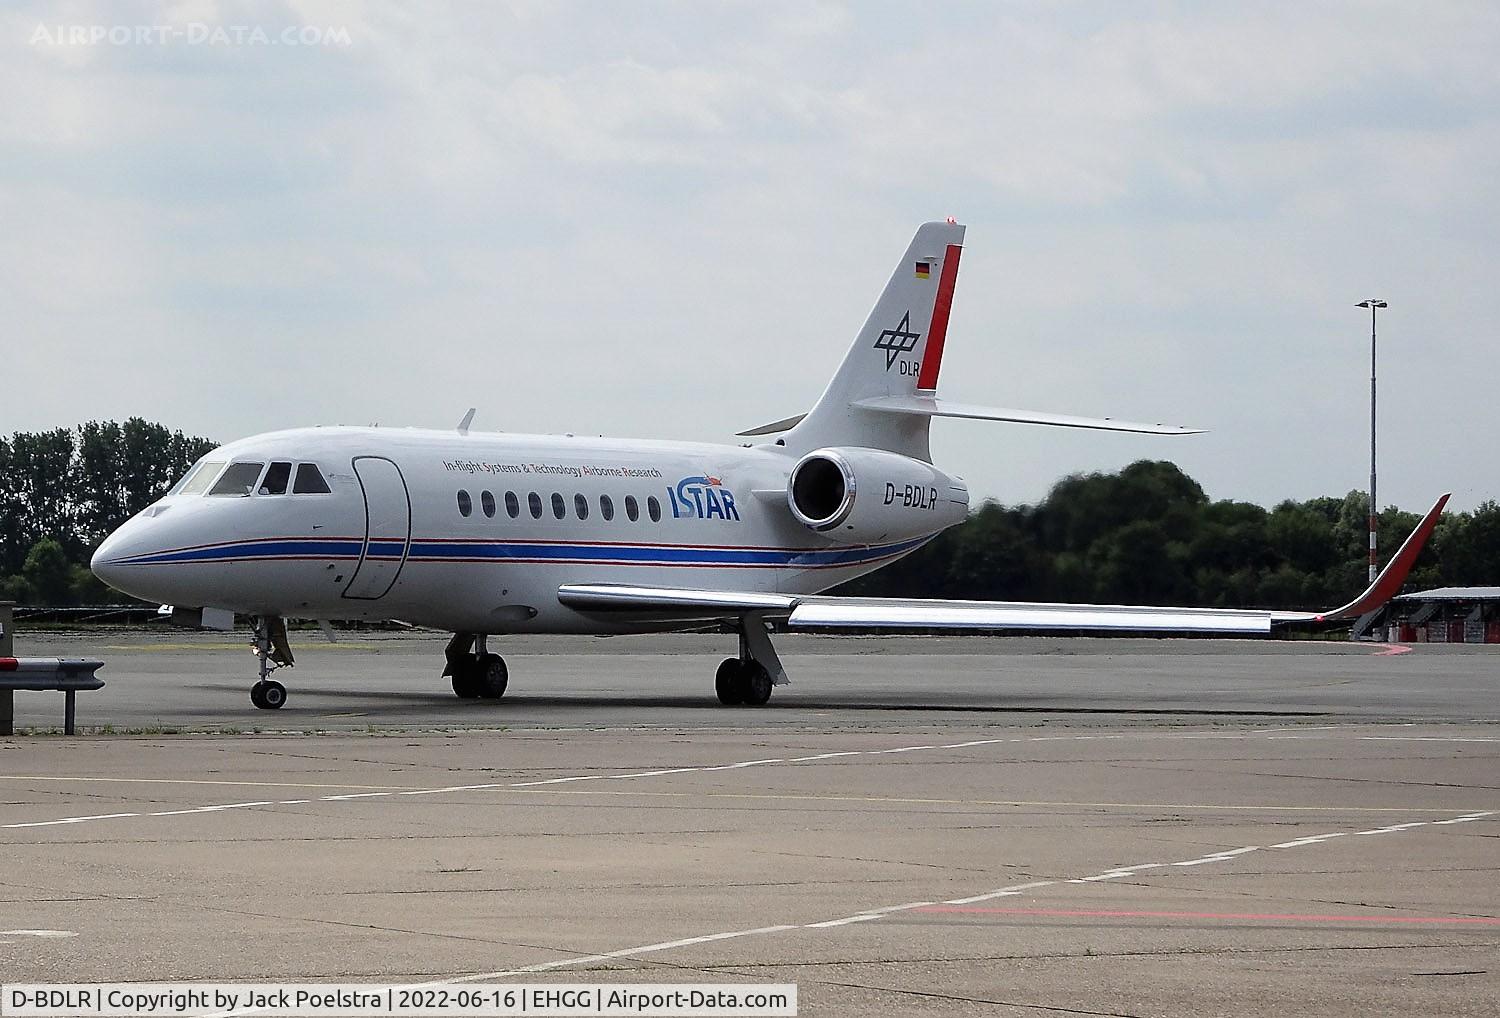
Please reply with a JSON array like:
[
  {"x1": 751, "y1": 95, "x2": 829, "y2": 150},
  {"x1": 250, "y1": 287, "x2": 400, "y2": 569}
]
[
  {"x1": 715, "y1": 658, "x2": 745, "y2": 705},
  {"x1": 251, "y1": 680, "x2": 286, "y2": 710},
  {"x1": 741, "y1": 663, "x2": 773, "y2": 706},
  {"x1": 477, "y1": 654, "x2": 508, "y2": 699},
  {"x1": 451, "y1": 664, "x2": 482, "y2": 700}
]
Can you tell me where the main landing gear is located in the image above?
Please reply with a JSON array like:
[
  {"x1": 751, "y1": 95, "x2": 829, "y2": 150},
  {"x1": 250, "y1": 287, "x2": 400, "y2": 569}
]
[
  {"x1": 444, "y1": 633, "x2": 509, "y2": 700},
  {"x1": 715, "y1": 616, "x2": 787, "y2": 707},
  {"x1": 249, "y1": 616, "x2": 294, "y2": 709}
]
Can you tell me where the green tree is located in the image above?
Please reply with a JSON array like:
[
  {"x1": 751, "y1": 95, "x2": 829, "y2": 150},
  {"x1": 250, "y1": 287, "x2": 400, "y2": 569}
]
[
  {"x1": 22, "y1": 538, "x2": 74, "y2": 606},
  {"x1": 4, "y1": 429, "x2": 77, "y2": 566}
]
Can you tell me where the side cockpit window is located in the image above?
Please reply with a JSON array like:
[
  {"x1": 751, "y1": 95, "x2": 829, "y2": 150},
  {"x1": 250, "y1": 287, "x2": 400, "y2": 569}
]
[
  {"x1": 176, "y1": 460, "x2": 224, "y2": 496},
  {"x1": 259, "y1": 462, "x2": 292, "y2": 495},
  {"x1": 293, "y1": 463, "x2": 332, "y2": 494},
  {"x1": 209, "y1": 461, "x2": 265, "y2": 496}
]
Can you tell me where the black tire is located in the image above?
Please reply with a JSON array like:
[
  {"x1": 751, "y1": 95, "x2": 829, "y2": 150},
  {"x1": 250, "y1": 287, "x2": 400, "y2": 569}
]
[
  {"x1": 249, "y1": 682, "x2": 266, "y2": 709},
  {"x1": 451, "y1": 663, "x2": 481, "y2": 699},
  {"x1": 477, "y1": 654, "x2": 508, "y2": 699},
  {"x1": 741, "y1": 663, "x2": 773, "y2": 706},
  {"x1": 259, "y1": 680, "x2": 287, "y2": 710},
  {"x1": 715, "y1": 658, "x2": 745, "y2": 705}
]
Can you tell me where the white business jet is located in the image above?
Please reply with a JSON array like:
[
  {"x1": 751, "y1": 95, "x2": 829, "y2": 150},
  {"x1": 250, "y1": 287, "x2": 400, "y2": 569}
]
[{"x1": 91, "y1": 220, "x2": 1447, "y2": 709}]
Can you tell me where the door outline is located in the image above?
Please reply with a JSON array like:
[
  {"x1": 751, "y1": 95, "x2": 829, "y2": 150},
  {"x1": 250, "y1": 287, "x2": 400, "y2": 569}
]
[{"x1": 342, "y1": 456, "x2": 412, "y2": 600}]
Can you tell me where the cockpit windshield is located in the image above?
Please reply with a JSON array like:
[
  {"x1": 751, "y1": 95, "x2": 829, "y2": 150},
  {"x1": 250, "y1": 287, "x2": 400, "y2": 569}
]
[
  {"x1": 170, "y1": 458, "x2": 333, "y2": 497},
  {"x1": 175, "y1": 460, "x2": 224, "y2": 497},
  {"x1": 260, "y1": 462, "x2": 292, "y2": 495},
  {"x1": 209, "y1": 462, "x2": 265, "y2": 497}
]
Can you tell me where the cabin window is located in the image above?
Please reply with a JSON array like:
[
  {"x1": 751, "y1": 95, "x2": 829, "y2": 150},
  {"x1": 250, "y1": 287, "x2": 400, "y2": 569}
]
[
  {"x1": 600, "y1": 495, "x2": 615, "y2": 521},
  {"x1": 528, "y1": 492, "x2": 543, "y2": 519},
  {"x1": 624, "y1": 495, "x2": 639, "y2": 522},
  {"x1": 177, "y1": 460, "x2": 223, "y2": 497},
  {"x1": 647, "y1": 495, "x2": 662, "y2": 522},
  {"x1": 505, "y1": 491, "x2": 520, "y2": 519},
  {"x1": 574, "y1": 493, "x2": 589, "y2": 520},
  {"x1": 209, "y1": 461, "x2": 265, "y2": 497},
  {"x1": 481, "y1": 490, "x2": 496, "y2": 518},
  {"x1": 457, "y1": 490, "x2": 473, "y2": 517},
  {"x1": 259, "y1": 461, "x2": 292, "y2": 495},
  {"x1": 293, "y1": 463, "x2": 332, "y2": 494},
  {"x1": 551, "y1": 492, "x2": 566, "y2": 520}
]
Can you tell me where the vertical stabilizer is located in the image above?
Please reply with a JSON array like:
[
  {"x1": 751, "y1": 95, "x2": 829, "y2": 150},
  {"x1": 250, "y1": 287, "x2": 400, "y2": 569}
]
[{"x1": 783, "y1": 220, "x2": 965, "y2": 460}]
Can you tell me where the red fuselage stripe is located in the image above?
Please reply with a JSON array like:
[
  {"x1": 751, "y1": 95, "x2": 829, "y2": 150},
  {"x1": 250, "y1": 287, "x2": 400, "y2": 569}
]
[{"x1": 916, "y1": 243, "x2": 963, "y2": 391}]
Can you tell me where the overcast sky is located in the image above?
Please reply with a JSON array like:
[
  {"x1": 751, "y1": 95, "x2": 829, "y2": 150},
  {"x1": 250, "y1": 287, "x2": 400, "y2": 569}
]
[{"x1": 4, "y1": 2, "x2": 1497, "y2": 512}]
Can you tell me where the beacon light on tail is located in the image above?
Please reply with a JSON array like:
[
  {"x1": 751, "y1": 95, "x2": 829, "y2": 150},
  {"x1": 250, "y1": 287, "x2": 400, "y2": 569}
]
[{"x1": 92, "y1": 221, "x2": 1444, "y2": 710}]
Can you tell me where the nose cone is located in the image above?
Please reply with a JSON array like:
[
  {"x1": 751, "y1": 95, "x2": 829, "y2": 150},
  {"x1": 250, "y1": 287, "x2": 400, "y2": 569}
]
[
  {"x1": 91, "y1": 515, "x2": 157, "y2": 598},
  {"x1": 90, "y1": 523, "x2": 131, "y2": 593}
]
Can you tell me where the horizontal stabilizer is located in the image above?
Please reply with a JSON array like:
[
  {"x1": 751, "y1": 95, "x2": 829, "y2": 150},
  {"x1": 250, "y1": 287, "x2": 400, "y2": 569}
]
[{"x1": 851, "y1": 395, "x2": 1204, "y2": 435}]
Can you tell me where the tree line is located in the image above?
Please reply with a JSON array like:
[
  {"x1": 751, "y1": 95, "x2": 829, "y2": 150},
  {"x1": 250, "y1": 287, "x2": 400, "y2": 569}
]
[
  {"x1": 1, "y1": 423, "x2": 1495, "y2": 608},
  {"x1": 1, "y1": 420, "x2": 216, "y2": 604},
  {"x1": 841, "y1": 459, "x2": 1498, "y2": 609}
]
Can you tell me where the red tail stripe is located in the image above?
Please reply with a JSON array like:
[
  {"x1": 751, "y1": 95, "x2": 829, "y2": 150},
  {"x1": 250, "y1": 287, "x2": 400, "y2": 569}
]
[
  {"x1": 916, "y1": 243, "x2": 963, "y2": 391},
  {"x1": 0, "y1": 658, "x2": 17, "y2": 671}
]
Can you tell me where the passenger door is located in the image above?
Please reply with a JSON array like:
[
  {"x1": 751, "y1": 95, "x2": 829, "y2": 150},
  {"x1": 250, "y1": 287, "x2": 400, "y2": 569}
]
[{"x1": 342, "y1": 456, "x2": 412, "y2": 600}]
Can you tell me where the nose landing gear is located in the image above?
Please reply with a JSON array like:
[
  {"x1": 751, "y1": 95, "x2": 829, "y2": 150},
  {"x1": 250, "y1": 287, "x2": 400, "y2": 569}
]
[{"x1": 249, "y1": 616, "x2": 293, "y2": 710}]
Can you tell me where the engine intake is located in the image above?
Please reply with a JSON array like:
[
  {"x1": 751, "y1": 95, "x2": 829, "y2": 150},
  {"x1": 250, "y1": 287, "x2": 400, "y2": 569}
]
[{"x1": 787, "y1": 447, "x2": 968, "y2": 544}]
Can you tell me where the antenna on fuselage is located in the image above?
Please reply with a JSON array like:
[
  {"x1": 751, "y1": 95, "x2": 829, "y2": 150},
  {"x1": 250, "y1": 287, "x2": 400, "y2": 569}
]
[{"x1": 457, "y1": 408, "x2": 476, "y2": 435}]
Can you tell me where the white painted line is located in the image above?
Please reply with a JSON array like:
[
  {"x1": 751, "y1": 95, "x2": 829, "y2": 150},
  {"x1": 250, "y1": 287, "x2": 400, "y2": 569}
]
[
  {"x1": 1356, "y1": 822, "x2": 1427, "y2": 835},
  {"x1": 1173, "y1": 846, "x2": 1259, "y2": 867},
  {"x1": 1270, "y1": 832, "x2": 1349, "y2": 849},
  {"x1": 1, "y1": 930, "x2": 77, "y2": 938},
  {"x1": 1433, "y1": 811, "x2": 1495, "y2": 825},
  {"x1": 700, "y1": 758, "x2": 786, "y2": 771},
  {"x1": 468, "y1": 924, "x2": 801, "y2": 978},
  {"x1": 944, "y1": 881, "x2": 1056, "y2": 905},
  {"x1": 804, "y1": 914, "x2": 882, "y2": 929},
  {"x1": 396, "y1": 784, "x2": 504, "y2": 796},
  {"x1": 1077, "y1": 863, "x2": 1168, "y2": 881},
  {"x1": 319, "y1": 792, "x2": 392, "y2": 801},
  {"x1": 4, "y1": 812, "x2": 139, "y2": 828},
  {"x1": 1360, "y1": 737, "x2": 1500, "y2": 744}
]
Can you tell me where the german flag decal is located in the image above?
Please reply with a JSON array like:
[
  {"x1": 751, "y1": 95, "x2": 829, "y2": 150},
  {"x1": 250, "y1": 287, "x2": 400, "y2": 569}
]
[{"x1": 914, "y1": 260, "x2": 931, "y2": 279}]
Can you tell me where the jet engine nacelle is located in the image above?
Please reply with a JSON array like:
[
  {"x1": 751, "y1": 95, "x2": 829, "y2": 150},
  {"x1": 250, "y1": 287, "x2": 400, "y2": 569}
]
[{"x1": 787, "y1": 447, "x2": 969, "y2": 544}]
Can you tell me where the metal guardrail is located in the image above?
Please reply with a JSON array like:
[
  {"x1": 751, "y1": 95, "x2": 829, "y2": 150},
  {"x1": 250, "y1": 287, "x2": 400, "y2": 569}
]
[{"x1": 0, "y1": 658, "x2": 106, "y2": 735}]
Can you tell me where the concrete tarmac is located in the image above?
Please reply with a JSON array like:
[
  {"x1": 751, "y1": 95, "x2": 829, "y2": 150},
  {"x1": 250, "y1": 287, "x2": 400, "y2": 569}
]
[{"x1": 1, "y1": 631, "x2": 1497, "y2": 1015}]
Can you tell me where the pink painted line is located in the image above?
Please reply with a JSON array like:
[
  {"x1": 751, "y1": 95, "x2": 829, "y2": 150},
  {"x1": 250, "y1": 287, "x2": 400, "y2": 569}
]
[
  {"x1": 914, "y1": 906, "x2": 1500, "y2": 926},
  {"x1": 1373, "y1": 645, "x2": 1413, "y2": 656}
]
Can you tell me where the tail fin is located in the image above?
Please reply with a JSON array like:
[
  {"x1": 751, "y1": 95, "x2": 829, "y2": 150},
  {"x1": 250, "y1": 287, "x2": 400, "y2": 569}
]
[{"x1": 784, "y1": 219, "x2": 965, "y2": 460}]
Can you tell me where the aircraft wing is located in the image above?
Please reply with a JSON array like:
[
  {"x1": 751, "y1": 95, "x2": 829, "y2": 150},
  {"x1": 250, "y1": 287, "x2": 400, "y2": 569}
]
[{"x1": 558, "y1": 494, "x2": 1449, "y2": 635}]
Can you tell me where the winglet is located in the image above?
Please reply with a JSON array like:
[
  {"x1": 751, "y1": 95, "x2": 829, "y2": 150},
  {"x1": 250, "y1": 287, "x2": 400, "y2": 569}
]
[
  {"x1": 457, "y1": 408, "x2": 476, "y2": 435},
  {"x1": 1315, "y1": 493, "x2": 1450, "y2": 622}
]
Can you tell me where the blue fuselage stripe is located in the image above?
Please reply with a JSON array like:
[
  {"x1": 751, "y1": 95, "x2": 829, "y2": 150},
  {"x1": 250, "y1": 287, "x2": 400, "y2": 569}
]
[{"x1": 116, "y1": 535, "x2": 932, "y2": 569}]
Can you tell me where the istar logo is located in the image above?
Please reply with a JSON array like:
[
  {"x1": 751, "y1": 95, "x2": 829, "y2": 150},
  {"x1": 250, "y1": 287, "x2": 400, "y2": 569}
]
[{"x1": 668, "y1": 476, "x2": 741, "y2": 521}]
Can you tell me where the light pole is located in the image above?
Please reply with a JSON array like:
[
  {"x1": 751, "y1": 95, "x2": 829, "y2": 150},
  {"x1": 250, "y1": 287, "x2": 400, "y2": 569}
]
[{"x1": 1355, "y1": 299, "x2": 1387, "y2": 583}]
